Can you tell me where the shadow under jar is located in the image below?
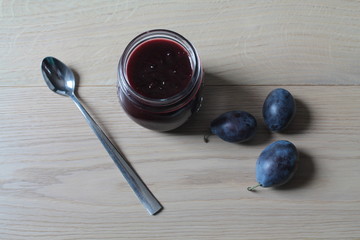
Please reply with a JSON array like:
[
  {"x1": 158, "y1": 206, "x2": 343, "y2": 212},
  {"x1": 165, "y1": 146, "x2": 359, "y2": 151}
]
[{"x1": 118, "y1": 29, "x2": 204, "y2": 131}]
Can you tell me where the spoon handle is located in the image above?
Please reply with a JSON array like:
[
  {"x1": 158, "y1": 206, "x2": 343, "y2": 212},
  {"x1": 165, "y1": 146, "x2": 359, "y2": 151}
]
[{"x1": 70, "y1": 95, "x2": 162, "y2": 215}]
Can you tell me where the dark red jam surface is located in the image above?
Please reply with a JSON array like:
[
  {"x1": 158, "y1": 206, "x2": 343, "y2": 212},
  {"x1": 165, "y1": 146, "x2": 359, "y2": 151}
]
[{"x1": 126, "y1": 39, "x2": 193, "y2": 99}]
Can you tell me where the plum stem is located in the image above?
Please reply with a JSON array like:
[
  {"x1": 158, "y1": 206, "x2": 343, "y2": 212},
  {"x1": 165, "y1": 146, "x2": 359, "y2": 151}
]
[
  {"x1": 203, "y1": 128, "x2": 212, "y2": 143},
  {"x1": 247, "y1": 184, "x2": 261, "y2": 191}
]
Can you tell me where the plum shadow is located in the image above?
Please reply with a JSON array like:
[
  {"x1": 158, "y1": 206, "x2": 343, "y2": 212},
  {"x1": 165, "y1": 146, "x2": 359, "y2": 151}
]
[
  {"x1": 169, "y1": 71, "x2": 273, "y2": 145},
  {"x1": 281, "y1": 98, "x2": 312, "y2": 135},
  {"x1": 274, "y1": 150, "x2": 316, "y2": 190}
]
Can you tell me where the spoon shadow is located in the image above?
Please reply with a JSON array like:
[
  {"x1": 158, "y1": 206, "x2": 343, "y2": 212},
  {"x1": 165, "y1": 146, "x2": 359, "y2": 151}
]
[
  {"x1": 70, "y1": 68, "x2": 80, "y2": 95},
  {"x1": 70, "y1": 68, "x2": 125, "y2": 152}
]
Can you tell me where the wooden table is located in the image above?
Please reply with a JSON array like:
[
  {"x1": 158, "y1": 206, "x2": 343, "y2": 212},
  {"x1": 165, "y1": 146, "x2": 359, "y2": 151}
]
[{"x1": 1, "y1": 1, "x2": 360, "y2": 239}]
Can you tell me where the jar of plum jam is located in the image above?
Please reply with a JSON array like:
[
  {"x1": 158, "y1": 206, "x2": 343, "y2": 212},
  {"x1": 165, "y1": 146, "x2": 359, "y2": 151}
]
[{"x1": 117, "y1": 29, "x2": 204, "y2": 131}]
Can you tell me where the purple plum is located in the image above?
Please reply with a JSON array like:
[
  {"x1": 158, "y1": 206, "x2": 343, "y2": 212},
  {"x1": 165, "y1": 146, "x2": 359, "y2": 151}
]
[
  {"x1": 207, "y1": 111, "x2": 257, "y2": 143},
  {"x1": 248, "y1": 140, "x2": 299, "y2": 190},
  {"x1": 263, "y1": 88, "x2": 296, "y2": 132}
]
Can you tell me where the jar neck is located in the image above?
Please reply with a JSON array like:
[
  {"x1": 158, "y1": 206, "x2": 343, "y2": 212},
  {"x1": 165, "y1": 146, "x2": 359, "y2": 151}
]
[{"x1": 118, "y1": 29, "x2": 202, "y2": 108}]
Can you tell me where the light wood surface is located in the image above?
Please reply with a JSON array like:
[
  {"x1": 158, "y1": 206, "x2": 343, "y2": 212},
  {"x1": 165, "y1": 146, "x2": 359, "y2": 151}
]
[{"x1": 1, "y1": 1, "x2": 360, "y2": 239}]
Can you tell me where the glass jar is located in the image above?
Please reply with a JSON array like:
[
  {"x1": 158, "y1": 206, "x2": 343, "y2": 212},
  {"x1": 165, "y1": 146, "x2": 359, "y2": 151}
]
[{"x1": 117, "y1": 29, "x2": 204, "y2": 131}]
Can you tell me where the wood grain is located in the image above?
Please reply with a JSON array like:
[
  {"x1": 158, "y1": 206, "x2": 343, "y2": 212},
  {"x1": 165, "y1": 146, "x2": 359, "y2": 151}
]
[
  {"x1": 1, "y1": 86, "x2": 360, "y2": 239},
  {"x1": 1, "y1": 0, "x2": 360, "y2": 86},
  {"x1": 1, "y1": 0, "x2": 360, "y2": 239}
]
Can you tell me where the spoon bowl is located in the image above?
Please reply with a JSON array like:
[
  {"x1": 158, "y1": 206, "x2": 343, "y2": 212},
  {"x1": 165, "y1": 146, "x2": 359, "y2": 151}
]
[
  {"x1": 41, "y1": 57, "x2": 162, "y2": 215},
  {"x1": 42, "y1": 57, "x2": 75, "y2": 96}
]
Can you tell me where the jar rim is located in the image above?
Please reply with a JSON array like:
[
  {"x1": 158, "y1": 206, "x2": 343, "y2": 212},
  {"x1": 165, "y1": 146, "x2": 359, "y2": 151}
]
[{"x1": 118, "y1": 29, "x2": 202, "y2": 107}]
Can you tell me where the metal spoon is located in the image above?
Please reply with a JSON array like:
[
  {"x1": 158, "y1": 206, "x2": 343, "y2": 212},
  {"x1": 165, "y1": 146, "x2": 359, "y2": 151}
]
[{"x1": 41, "y1": 56, "x2": 162, "y2": 215}]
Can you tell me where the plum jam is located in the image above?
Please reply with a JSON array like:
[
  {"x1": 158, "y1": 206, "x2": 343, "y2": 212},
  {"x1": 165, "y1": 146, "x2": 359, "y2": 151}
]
[
  {"x1": 118, "y1": 30, "x2": 203, "y2": 131},
  {"x1": 127, "y1": 39, "x2": 193, "y2": 99}
]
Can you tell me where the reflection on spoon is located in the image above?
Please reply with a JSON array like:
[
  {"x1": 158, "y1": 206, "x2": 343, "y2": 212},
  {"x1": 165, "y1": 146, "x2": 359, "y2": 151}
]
[{"x1": 41, "y1": 56, "x2": 162, "y2": 215}]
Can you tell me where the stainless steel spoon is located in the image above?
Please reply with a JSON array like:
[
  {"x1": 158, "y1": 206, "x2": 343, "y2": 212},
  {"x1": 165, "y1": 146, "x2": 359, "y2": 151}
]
[{"x1": 41, "y1": 56, "x2": 162, "y2": 215}]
